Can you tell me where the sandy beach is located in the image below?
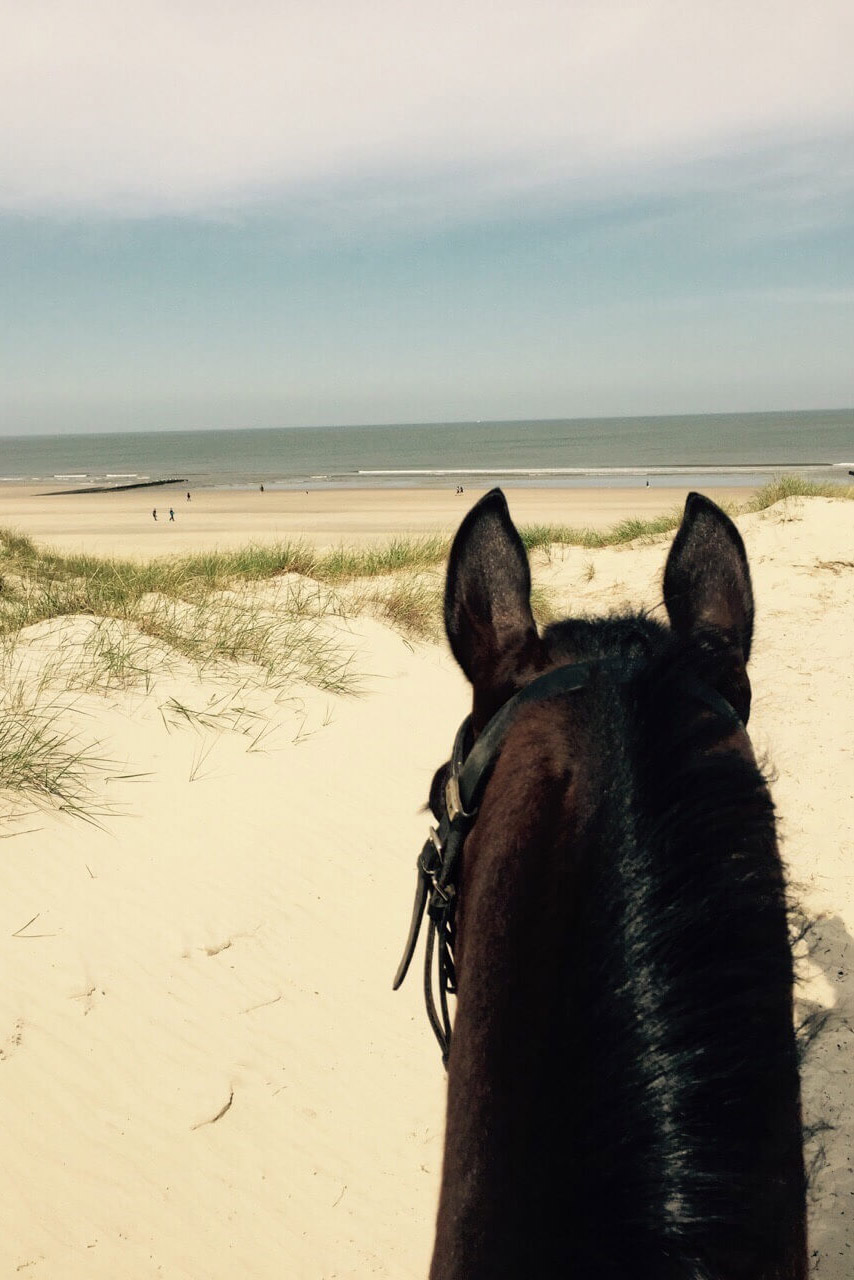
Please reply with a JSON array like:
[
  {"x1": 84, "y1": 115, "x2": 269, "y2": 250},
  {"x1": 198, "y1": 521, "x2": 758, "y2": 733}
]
[
  {"x1": 0, "y1": 489, "x2": 852, "y2": 1277},
  {"x1": 2, "y1": 482, "x2": 755, "y2": 556}
]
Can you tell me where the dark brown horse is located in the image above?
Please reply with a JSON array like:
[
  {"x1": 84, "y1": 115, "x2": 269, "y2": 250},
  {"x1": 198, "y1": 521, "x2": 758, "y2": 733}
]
[{"x1": 397, "y1": 489, "x2": 805, "y2": 1279}]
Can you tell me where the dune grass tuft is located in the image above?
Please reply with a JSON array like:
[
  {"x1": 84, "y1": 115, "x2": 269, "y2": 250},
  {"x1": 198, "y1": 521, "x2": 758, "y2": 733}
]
[
  {"x1": 315, "y1": 535, "x2": 448, "y2": 581},
  {"x1": 519, "y1": 511, "x2": 687, "y2": 551},
  {"x1": 0, "y1": 533, "x2": 360, "y2": 695},
  {"x1": 357, "y1": 579, "x2": 442, "y2": 638},
  {"x1": 0, "y1": 690, "x2": 106, "y2": 819},
  {"x1": 744, "y1": 474, "x2": 854, "y2": 511}
]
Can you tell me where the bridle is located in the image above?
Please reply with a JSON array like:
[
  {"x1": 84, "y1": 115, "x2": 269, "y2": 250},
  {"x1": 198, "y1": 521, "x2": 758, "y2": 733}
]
[
  {"x1": 392, "y1": 660, "x2": 616, "y2": 1066},
  {"x1": 392, "y1": 655, "x2": 741, "y2": 1067}
]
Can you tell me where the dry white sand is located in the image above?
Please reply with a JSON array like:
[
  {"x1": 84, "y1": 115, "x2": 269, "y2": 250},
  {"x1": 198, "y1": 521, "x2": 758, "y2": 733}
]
[
  {"x1": 2, "y1": 482, "x2": 753, "y2": 555},
  {"x1": 0, "y1": 491, "x2": 851, "y2": 1277}
]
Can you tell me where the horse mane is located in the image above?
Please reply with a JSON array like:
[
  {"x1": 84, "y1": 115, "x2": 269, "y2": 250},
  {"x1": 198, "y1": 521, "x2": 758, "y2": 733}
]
[{"x1": 539, "y1": 615, "x2": 804, "y2": 1275}]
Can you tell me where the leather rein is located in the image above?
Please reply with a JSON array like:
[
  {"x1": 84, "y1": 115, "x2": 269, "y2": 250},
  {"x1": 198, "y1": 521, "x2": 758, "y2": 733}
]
[{"x1": 392, "y1": 656, "x2": 741, "y2": 1068}]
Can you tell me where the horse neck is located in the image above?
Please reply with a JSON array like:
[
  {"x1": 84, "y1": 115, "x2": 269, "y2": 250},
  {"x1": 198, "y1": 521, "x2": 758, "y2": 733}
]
[{"x1": 431, "y1": 688, "x2": 806, "y2": 1280}]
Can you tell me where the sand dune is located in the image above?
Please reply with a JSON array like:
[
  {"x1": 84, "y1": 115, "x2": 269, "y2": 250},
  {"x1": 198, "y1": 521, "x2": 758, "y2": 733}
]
[{"x1": 0, "y1": 492, "x2": 851, "y2": 1277}]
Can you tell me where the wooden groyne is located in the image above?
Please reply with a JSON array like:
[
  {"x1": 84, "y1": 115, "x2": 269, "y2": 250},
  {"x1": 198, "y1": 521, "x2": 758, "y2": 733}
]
[{"x1": 43, "y1": 478, "x2": 188, "y2": 496}]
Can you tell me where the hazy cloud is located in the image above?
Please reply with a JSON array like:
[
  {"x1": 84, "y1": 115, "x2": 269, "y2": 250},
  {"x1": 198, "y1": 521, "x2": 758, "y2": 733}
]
[{"x1": 2, "y1": 0, "x2": 852, "y2": 214}]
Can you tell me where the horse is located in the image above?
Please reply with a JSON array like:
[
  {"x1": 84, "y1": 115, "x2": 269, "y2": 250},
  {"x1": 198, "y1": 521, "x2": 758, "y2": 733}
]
[{"x1": 395, "y1": 489, "x2": 805, "y2": 1279}]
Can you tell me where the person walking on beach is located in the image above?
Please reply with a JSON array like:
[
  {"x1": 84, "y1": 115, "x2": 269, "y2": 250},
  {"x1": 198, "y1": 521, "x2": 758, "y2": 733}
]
[
  {"x1": 186, "y1": 491, "x2": 191, "y2": 501},
  {"x1": 169, "y1": 508, "x2": 175, "y2": 521},
  {"x1": 152, "y1": 508, "x2": 157, "y2": 521}
]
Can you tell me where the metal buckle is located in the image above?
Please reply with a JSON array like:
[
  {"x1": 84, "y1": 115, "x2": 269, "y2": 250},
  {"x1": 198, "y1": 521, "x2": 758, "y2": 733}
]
[
  {"x1": 445, "y1": 772, "x2": 474, "y2": 824},
  {"x1": 430, "y1": 874, "x2": 455, "y2": 906},
  {"x1": 422, "y1": 830, "x2": 453, "y2": 905}
]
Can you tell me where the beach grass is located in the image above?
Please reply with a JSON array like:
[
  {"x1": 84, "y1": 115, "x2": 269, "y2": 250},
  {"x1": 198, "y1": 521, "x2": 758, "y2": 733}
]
[
  {"x1": 519, "y1": 478, "x2": 851, "y2": 549},
  {"x1": 315, "y1": 534, "x2": 448, "y2": 580},
  {"x1": 0, "y1": 684, "x2": 107, "y2": 820},
  {"x1": 1, "y1": 477, "x2": 851, "y2": 809},
  {"x1": 2, "y1": 476, "x2": 851, "y2": 653},
  {"x1": 349, "y1": 578, "x2": 443, "y2": 638},
  {"x1": 744, "y1": 473, "x2": 854, "y2": 510},
  {"x1": 519, "y1": 507, "x2": 727, "y2": 551}
]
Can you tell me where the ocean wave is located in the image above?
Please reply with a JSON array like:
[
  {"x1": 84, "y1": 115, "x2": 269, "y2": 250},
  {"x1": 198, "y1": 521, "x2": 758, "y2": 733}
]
[{"x1": 357, "y1": 464, "x2": 832, "y2": 478}]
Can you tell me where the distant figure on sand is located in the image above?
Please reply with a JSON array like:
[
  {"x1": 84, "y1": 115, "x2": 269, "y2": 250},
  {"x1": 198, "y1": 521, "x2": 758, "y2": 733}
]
[
  {"x1": 260, "y1": 484, "x2": 265, "y2": 493},
  {"x1": 169, "y1": 508, "x2": 175, "y2": 521},
  {"x1": 186, "y1": 491, "x2": 191, "y2": 501},
  {"x1": 152, "y1": 508, "x2": 157, "y2": 521}
]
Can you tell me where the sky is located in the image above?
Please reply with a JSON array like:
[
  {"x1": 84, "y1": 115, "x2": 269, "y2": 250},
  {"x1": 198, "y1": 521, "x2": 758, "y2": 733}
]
[{"x1": 1, "y1": 0, "x2": 853, "y2": 435}]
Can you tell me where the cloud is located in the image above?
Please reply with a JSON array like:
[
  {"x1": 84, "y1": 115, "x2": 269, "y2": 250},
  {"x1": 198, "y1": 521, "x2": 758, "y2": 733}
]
[
  {"x1": 248, "y1": 132, "x2": 854, "y2": 251},
  {"x1": 2, "y1": 0, "x2": 852, "y2": 215}
]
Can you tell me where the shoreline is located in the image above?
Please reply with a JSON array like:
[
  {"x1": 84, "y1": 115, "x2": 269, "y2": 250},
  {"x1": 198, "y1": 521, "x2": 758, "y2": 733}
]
[
  {"x1": 1, "y1": 482, "x2": 759, "y2": 556},
  {"x1": 1, "y1": 461, "x2": 848, "y2": 495}
]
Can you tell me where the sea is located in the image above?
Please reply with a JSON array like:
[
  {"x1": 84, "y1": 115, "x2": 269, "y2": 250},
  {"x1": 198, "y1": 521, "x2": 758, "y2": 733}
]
[{"x1": 1, "y1": 409, "x2": 852, "y2": 492}]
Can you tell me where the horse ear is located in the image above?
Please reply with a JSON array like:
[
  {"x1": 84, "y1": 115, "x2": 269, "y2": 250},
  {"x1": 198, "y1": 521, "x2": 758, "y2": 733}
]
[
  {"x1": 444, "y1": 489, "x2": 537, "y2": 690},
  {"x1": 664, "y1": 492, "x2": 754, "y2": 721}
]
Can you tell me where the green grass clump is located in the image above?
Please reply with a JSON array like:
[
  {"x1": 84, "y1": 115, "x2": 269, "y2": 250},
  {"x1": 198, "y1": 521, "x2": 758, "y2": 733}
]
[
  {"x1": 0, "y1": 690, "x2": 104, "y2": 818},
  {"x1": 530, "y1": 585, "x2": 558, "y2": 625},
  {"x1": 518, "y1": 478, "x2": 852, "y2": 549},
  {"x1": 315, "y1": 535, "x2": 448, "y2": 581},
  {"x1": 519, "y1": 524, "x2": 579, "y2": 552},
  {"x1": 744, "y1": 474, "x2": 854, "y2": 511},
  {"x1": 605, "y1": 511, "x2": 686, "y2": 545},
  {"x1": 355, "y1": 579, "x2": 443, "y2": 639},
  {"x1": 77, "y1": 618, "x2": 159, "y2": 692},
  {"x1": 519, "y1": 512, "x2": 690, "y2": 551},
  {"x1": 0, "y1": 532, "x2": 359, "y2": 697},
  {"x1": 170, "y1": 542, "x2": 320, "y2": 588},
  {"x1": 138, "y1": 591, "x2": 357, "y2": 693},
  {"x1": 1, "y1": 530, "x2": 35, "y2": 558}
]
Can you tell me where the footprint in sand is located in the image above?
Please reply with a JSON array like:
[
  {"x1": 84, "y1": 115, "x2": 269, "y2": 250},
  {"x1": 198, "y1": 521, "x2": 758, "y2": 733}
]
[{"x1": 0, "y1": 1018, "x2": 24, "y2": 1061}]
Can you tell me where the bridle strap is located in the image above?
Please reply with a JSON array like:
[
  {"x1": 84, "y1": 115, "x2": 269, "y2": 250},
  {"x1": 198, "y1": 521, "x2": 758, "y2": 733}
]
[
  {"x1": 455, "y1": 661, "x2": 599, "y2": 818},
  {"x1": 396, "y1": 711, "x2": 473, "y2": 988},
  {"x1": 392, "y1": 717, "x2": 471, "y2": 998},
  {"x1": 393, "y1": 661, "x2": 605, "y2": 1063}
]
